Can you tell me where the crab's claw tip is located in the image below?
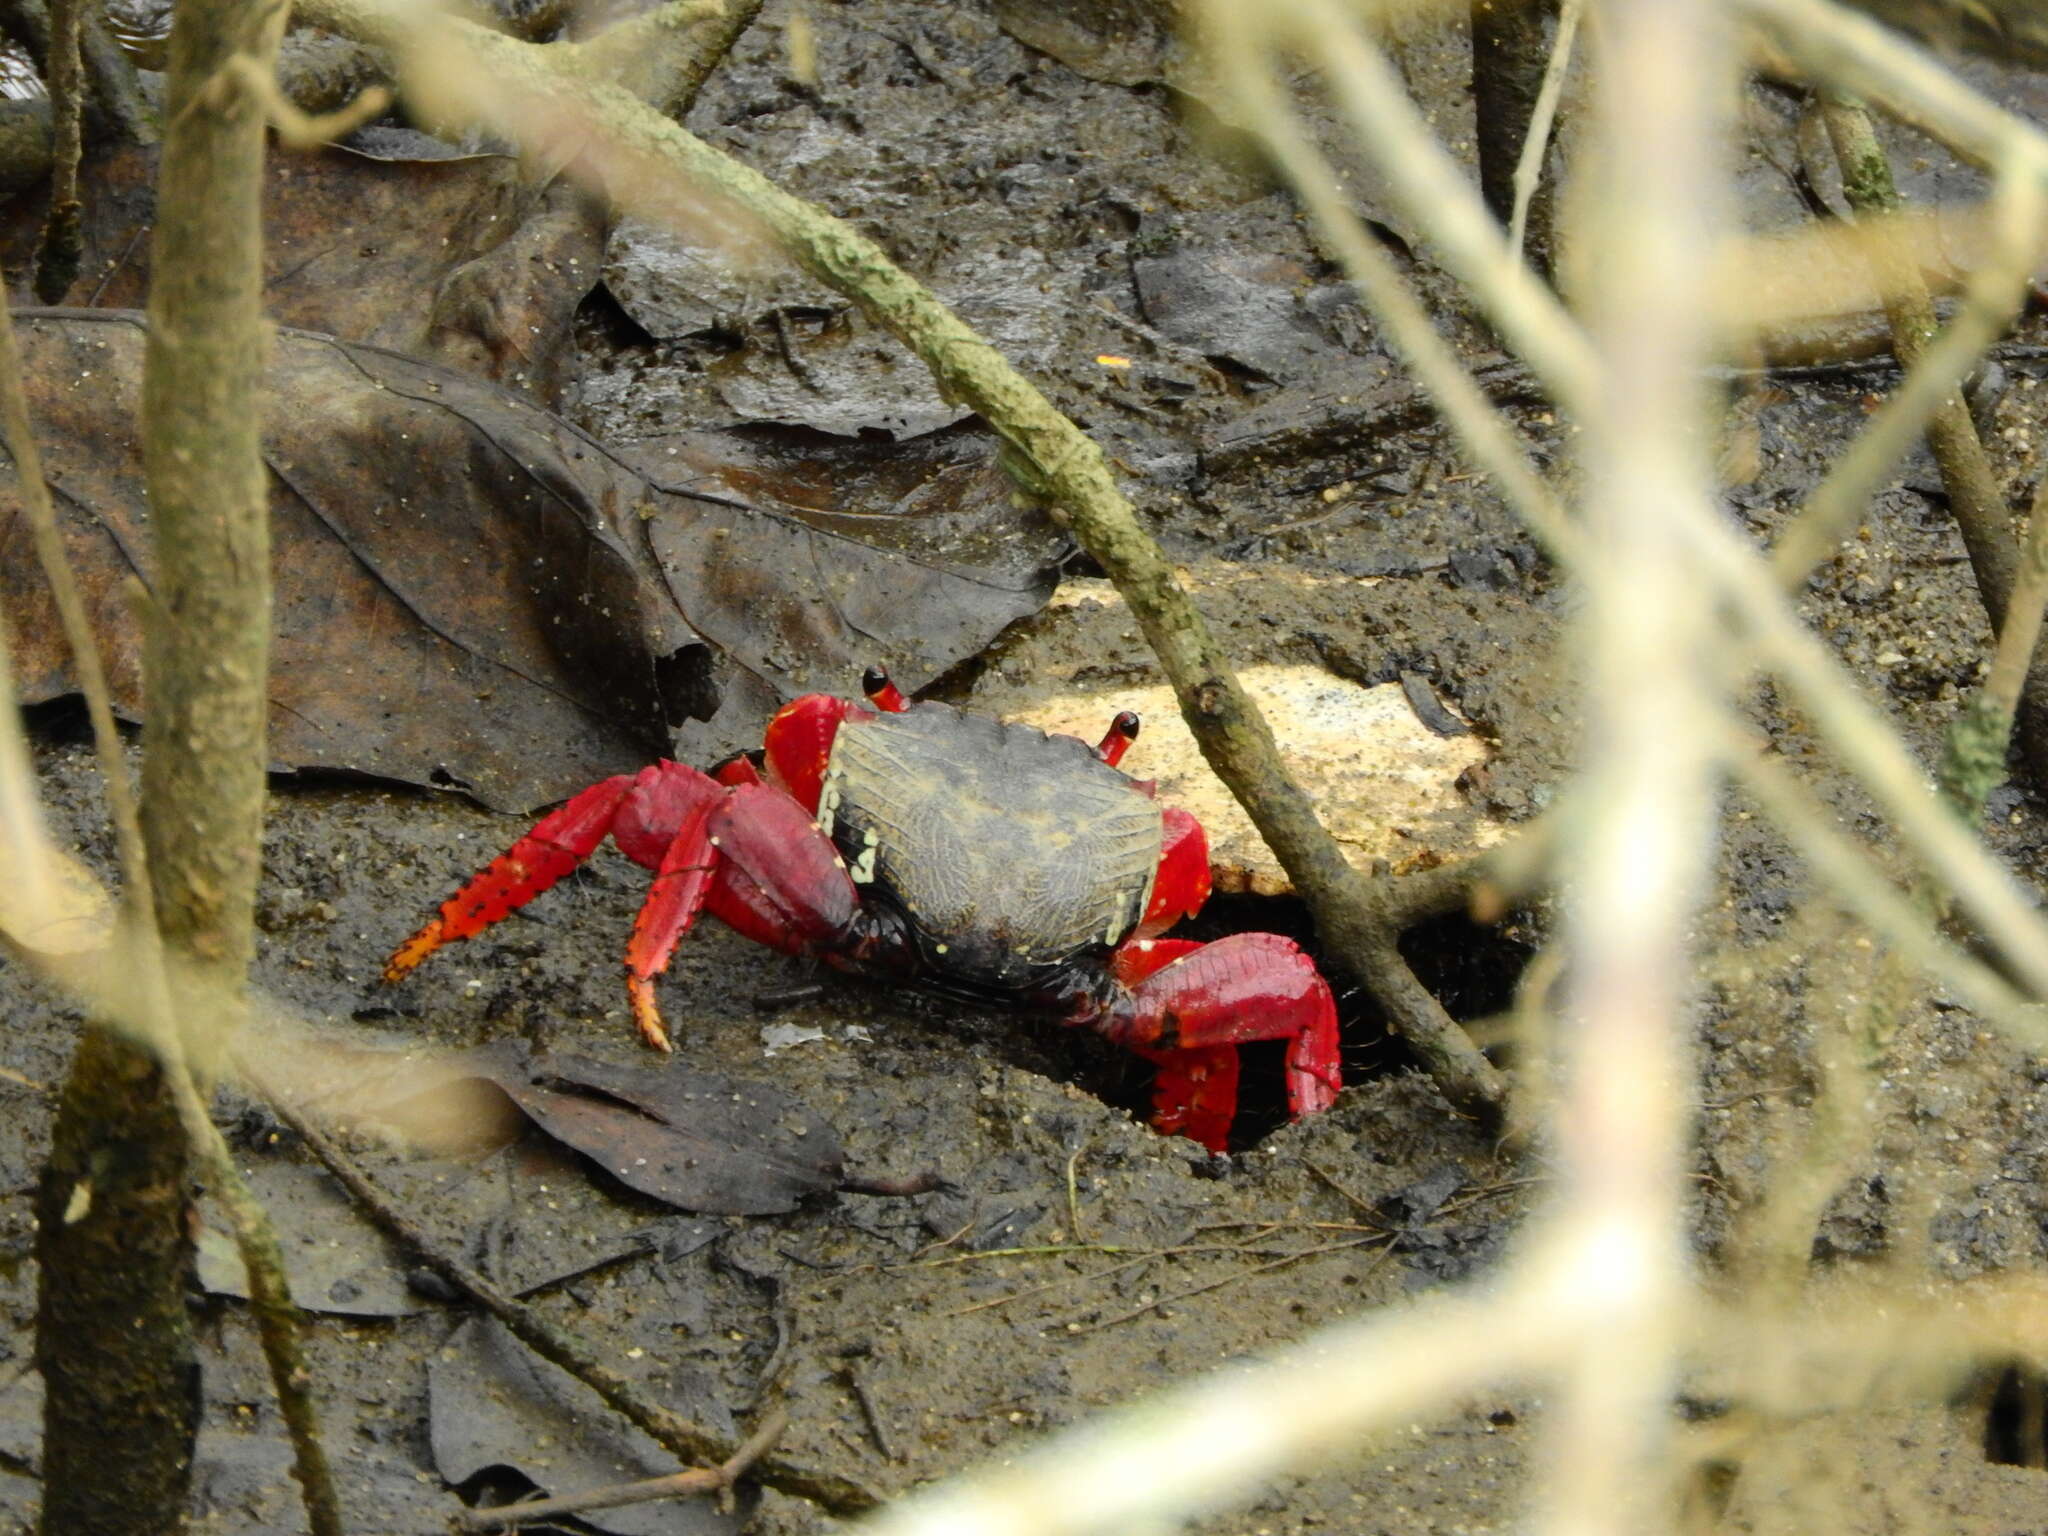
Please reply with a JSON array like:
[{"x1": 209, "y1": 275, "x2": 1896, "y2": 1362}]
[
  {"x1": 382, "y1": 919, "x2": 445, "y2": 983},
  {"x1": 628, "y1": 978, "x2": 675, "y2": 1053}
]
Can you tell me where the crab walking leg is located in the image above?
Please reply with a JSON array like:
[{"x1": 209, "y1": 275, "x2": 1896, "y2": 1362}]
[
  {"x1": 383, "y1": 773, "x2": 636, "y2": 981},
  {"x1": 1141, "y1": 1046, "x2": 1242, "y2": 1153},
  {"x1": 622, "y1": 800, "x2": 719, "y2": 1051},
  {"x1": 1106, "y1": 931, "x2": 1342, "y2": 1126},
  {"x1": 621, "y1": 783, "x2": 861, "y2": 1050}
]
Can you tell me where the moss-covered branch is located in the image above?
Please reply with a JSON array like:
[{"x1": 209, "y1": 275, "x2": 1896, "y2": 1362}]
[
  {"x1": 29, "y1": 1, "x2": 331, "y2": 1532},
  {"x1": 1820, "y1": 95, "x2": 2048, "y2": 789}
]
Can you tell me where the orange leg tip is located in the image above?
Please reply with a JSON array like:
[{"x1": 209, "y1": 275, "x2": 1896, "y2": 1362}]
[
  {"x1": 382, "y1": 920, "x2": 445, "y2": 982},
  {"x1": 628, "y1": 980, "x2": 673, "y2": 1053}
]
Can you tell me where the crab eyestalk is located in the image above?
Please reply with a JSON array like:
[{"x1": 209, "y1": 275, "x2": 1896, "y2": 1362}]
[
  {"x1": 1095, "y1": 710, "x2": 1141, "y2": 766},
  {"x1": 862, "y1": 665, "x2": 910, "y2": 712}
]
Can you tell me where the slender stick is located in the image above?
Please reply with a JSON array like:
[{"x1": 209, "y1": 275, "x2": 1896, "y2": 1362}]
[
  {"x1": 32, "y1": 0, "x2": 82, "y2": 300},
  {"x1": 1943, "y1": 471, "x2": 2048, "y2": 817},
  {"x1": 869, "y1": 1278, "x2": 1569, "y2": 1536},
  {"x1": 1767, "y1": 161, "x2": 2044, "y2": 585},
  {"x1": 1742, "y1": 0, "x2": 2048, "y2": 172},
  {"x1": 1508, "y1": 0, "x2": 1581, "y2": 265},
  {"x1": 41, "y1": 0, "x2": 341, "y2": 1523},
  {"x1": 0, "y1": 95, "x2": 346, "y2": 1536},
  {"x1": 1535, "y1": 5, "x2": 1728, "y2": 1532},
  {"x1": 1229, "y1": 0, "x2": 2048, "y2": 1013},
  {"x1": 456, "y1": 1407, "x2": 788, "y2": 1531},
  {"x1": 1816, "y1": 92, "x2": 2048, "y2": 786},
  {"x1": 1728, "y1": 742, "x2": 2048, "y2": 1047}
]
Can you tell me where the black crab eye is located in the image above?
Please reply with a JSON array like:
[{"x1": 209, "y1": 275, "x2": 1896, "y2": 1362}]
[{"x1": 1113, "y1": 710, "x2": 1141, "y2": 740}]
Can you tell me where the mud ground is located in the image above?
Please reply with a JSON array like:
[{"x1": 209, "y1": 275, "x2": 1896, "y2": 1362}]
[{"x1": 7, "y1": 2, "x2": 2048, "y2": 1532}]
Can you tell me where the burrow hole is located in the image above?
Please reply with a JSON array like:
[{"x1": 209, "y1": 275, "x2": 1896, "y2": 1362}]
[{"x1": 1981, "y1": 1361, "x2": 2048, "y2": 1469}]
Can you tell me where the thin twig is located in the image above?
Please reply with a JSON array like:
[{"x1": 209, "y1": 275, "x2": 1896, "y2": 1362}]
[
  {"x1": 1058, "y1": 1234, "x2": 1391, "y2": 1338},
  {"x1": 1942, "y1": 471, "x2": 2048, "y2": 822},
  {"x1": 857, "y1": 1281, "x2": 1561, "y2": 1535},
  {"x1": 1742, "y1": 0, "x2": 2048, "y2": 173},
  {"x1": 33, "y1": 0, "x2": 82, "y2": 302},
  {"x1": 1218, "y1": 0, "x2": 2048, "y2": 1014},
  {"x1": 1723, "y1": 740, "x2": 2048, "y2": 1048},
  {"x1": 1818, "y1": 91, "x2": 2048, "y2": 786},
  {"x1": 843, "y1": 1362, "x2": 899, "y2": 1464},
  {"x1": 1507, "y1": 0, "x2": 1582, "y2": 264},
  {"x1": 942, "y1": 1252, "x2": 1159, "y2": 1320},
  {"x1": 457, "y1": 1405, "x2": 789, "y2": 1531},
  {"x1": 1063, "y1": 1139, "x2": 1088, "y2": 1245},
  {"x1": 1766, "y1": 162, "x2": 2043, "y2": 585},
  {"x1": 1535, "y1": 5, "x2": 1727, "y2": 1531}
]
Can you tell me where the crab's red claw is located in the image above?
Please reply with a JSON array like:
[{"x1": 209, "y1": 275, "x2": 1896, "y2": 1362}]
[
  {"x1": 383, "y1": 773, "x2": 636, "y2": 982},
  {"x1": 1112, "y1": 936, "x2": 1203, "y2": 987},
  {"x1": 702, "y1": 784, "x2": 859, "y2": 953},
  {"x1": 1109, "y1": 931, "x2": 1341, "y2": 1141}
]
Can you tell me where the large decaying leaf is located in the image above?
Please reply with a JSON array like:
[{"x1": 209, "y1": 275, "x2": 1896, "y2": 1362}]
[
  {"x1": 0, "y1": 311, "x2": 1066, "y2": 809},
  {"x1": 3, "y1": 139, "x2": 603, "y2": 408},
  {"x1": 468, "y1": 1047, "x2": 847, "y2": 1215}
]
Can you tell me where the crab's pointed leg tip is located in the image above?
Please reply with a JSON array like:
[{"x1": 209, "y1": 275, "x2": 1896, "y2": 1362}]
[
  {"x1": 382, "y1": 920, "x2": 445, "y2": 983},
  {"x1": 628, "y1": 983, "x2": 674, "y2": 1053}
]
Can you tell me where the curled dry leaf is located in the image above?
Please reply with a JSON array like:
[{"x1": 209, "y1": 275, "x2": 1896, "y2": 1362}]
[
  {"x1": 465, "y1": 1046, "x2": 847, "y2": 1216},
  {"x1": 4, "y1": 140, "x2": 603, "y2": 408}
]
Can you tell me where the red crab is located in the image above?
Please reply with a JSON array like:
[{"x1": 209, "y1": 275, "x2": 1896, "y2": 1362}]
[{"x1": 385, "y1": 670, "x2": 1341, "y2": 1151}]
